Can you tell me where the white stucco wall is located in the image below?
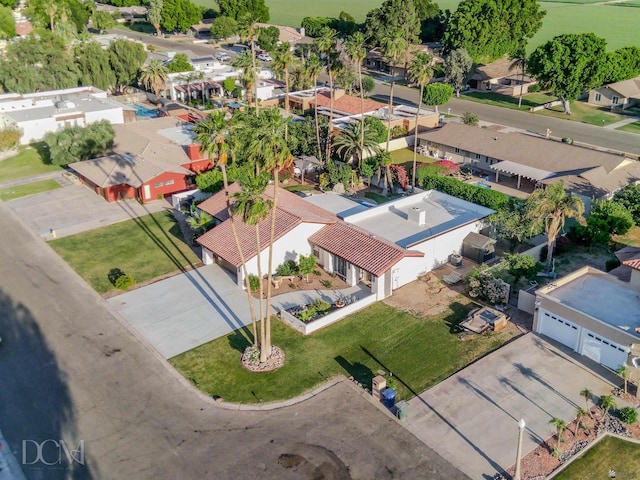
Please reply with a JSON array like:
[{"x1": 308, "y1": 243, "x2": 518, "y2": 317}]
[
  {"x1": 19, "y1": 118, "x2": 57, "y2": 144},
  {"x1": 84, "y1": 106, "x2": 124, "y2": 126}
]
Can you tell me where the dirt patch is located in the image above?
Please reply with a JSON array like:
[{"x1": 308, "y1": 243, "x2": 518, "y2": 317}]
[{"x1": 383, "y1": 272, "x2": 466, "y2": 317}]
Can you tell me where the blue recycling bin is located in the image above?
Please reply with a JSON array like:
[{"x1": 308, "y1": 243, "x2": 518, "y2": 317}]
[{"x1": 381, "y1": 388, "x2": 397, "y2": 408}]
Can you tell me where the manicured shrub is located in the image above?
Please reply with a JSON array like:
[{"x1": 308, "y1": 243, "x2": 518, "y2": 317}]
[
  {"x1": 276, "y1": 260, "x2": 299, "y2": 276},
  {"x1": 617, "y1": 406, "x2": 638, "y2": 425},
  {"x1": 114, "y1": 273, "x2": 135, "y2": 291},
  {"x1": 420, "y1": 174, "x2": 509, "y2": 211},
  {"x1": 606, "y1": 258, "x2": 621, "y2": 272},
  {"x1": 528, "y1": 84, "x2": 541, "y2": 92},
  {"x1": 248, "y1": 274, "x2": 260, "y2": 292},
  {"x1": 561, "y1": 137, "x2": 573, "y2": 144},
  {"x1": 390, "y1": 125, "x2": 407, "y2": 138}
]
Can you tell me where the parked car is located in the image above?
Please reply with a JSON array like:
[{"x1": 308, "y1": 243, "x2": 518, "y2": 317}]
[
  {"x1": 215, "y1": 52, "x2": 231, "y2": 62},
  {"x1": 257, "y1": 53, "x2": 272, "y2": 62}
]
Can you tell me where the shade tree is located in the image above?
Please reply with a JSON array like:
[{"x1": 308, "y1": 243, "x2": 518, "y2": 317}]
[{"x1": 443, "y1": 48, "x2": 472, "y2": 97}]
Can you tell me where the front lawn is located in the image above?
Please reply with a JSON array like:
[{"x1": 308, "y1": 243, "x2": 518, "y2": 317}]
[
  {"x1": 170, "y1": 300, "x2": 515, "y2": 403},
  {"x1": 50, "y1": 211, "x2": 201, "y2": 295},
  {"x1": 618, "y1": 121, "x2": 640, "y2": 134},
  {"x1": 0, "y1": 145, "x2": 60, "y2": 182},
  {"x1": 390, "y1": 147, "x2": 437, "y2": 170},
  {"x1": 461, "y1": 91, "x2": 556, "y2": 111},
  {"x1": 536, "y1": 100, "x2": 625, "y2": 127},
  {"x1": 0, "y1": 179, "x2": 61, "y2": 200},
  {"x1": 553, "y1": 436, "x2": 640, "y2": 479}
]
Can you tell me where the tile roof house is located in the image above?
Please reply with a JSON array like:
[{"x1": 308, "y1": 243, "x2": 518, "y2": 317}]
[
  {"x1": 469, "y1": 58, "x2": 537, "y2": 97},
  {"x1": 197, "y1": 186, "x2": 493, "y2": 300},
  {"x1": 69, "y1": 117, "x2": 212, "y2": 202},
  {"x1": 588, "y1": 75, "x2": 640, "y2": 111},
  {"x1": 418, "y1": 123, "x2": 640, "y2": 209},
  {"x1": 254, "y1": 23, "x2": 314, "y2": 46}
]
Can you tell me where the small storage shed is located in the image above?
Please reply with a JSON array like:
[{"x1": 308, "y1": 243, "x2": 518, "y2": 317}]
[{"x1": 462, "y1": 232, "x2": 496, "y2": 264}]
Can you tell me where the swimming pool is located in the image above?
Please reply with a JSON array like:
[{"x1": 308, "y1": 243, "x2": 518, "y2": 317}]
[
  {"x1": 131, "y1": 104, "x2": 159, "y2": 118},
  {"x1": 471, "y1": 182, "x2": 492, "y2": 190}
]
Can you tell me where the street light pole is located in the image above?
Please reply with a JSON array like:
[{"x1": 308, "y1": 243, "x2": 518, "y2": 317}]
[{"x1": 514, "y1": 418, "x2": 526, "y2": 480}]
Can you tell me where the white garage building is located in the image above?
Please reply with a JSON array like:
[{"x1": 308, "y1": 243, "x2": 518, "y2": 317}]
[{"x1": 534, "y1": 266, "x2": 640, "y2": 370}]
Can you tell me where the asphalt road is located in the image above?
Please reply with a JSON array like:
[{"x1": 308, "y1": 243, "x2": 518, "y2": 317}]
[{"x1": 0, "y1": 200, "x2": 469, "y2": 480}]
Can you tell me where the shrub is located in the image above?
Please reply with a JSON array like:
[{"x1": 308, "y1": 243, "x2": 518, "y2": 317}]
[
  {"x1": 561, "y1": 137, "x2": 573, "y2": 144},
  {"x1": 617, "y1": 406, "x2": 638, "y2": 425},
  {"x1": 386, "y1": 377, "x2": 398, "y2": 391},
  {"x1": 114, "y1": 273, "x2": 135, "y2": 291},
  {"x1": 107, "y1": 267, "x2": 126, "y2": 286},
  {"x1": 276, "y1": 260, "x2": 299, "y2": 276},
  {"x1": 248, "y1": 274, "x2": 260, "y2": 292},
  {"x1": 390, "y1": 125, "x2": 407, "y2": 138},
  {"x1": 605, "y1": 258, "x2": 621, "y2": 272},
  {"x1": 311, "y1": 298, "x2": 331, "y2": 314},
  {"x1": 0, "y1": 128, "x2": 21, "y2": 151},
  {"x1": 528, "y1": 84, "x2": 541, "y2": 93},
  {"x1": 313, "y1": 269, "x2": 322, "y2": 276},
  {"x1": 322, "y1": 280, "x2": 332, "y2": 288},
  {"x1": 420, "y1": 174, "x2": 509, "y2": 211},
  {"x1": 503, "y1": 253, "x2": 541, "y2": 281},
  {"x1": 614, "y1": 183, "x2": 640, "y2": 226},
  {"x1": 461, "y1": 111, "x2": 479, "y2": 126},
  {"x1": 466, "y1": 266, "x2": 510, "y2": 304}
]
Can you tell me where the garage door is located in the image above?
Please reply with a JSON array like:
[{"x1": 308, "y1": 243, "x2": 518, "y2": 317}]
[
  {"x1": 538, "y1": 310, "x2": 579, "y2": 350},
  {"x1": 580, "y1": 331, "x2": 628, "y2": 370}
]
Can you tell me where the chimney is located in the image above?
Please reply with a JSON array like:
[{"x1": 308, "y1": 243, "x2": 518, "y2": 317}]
[
  {"x1": 408, "y1": 206, "x2": 426, "y2": 226},
  {"x1": 187, "y1": 143, "x2": 203, "y2": 160}
]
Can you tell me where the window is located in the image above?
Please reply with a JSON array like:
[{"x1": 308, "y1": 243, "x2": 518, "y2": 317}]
[
  {"x1": 475, "y1": 153, "x2": 481, "y2": 160},
  {"x1": 454, "y1": 147, "x2": 460, "y2": 154},
  {"x1": 153, "y1": 182, "x2": 163, "y2": 188},
  {"x1": 612, "y1": 96, "x2": 619, "y2": 105},
  {"x1": 164, "y1": 179, "x2": 175, "y2": 186},
  {"x1": 594, "y1": 93, "x2": 601, "y2": 102},
  {"x1": 333, "y1": 255, "x2": 347, "y2": 279}
]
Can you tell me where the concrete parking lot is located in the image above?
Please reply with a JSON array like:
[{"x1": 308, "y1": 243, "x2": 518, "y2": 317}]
[
  {"x1": 405, "y1": 333, "x2": 618, "y2": 479},
  {"x1": 7, "y1": 184, "x2": 169, "y2": 239}
]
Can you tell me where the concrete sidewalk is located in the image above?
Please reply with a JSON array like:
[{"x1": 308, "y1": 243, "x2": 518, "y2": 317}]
[
  {"x1": 605, "y1": 116, "x2": 640, "y2": 129},
  {"x1": 0, "y1": 171, "x2": 64, "y2": 189}
]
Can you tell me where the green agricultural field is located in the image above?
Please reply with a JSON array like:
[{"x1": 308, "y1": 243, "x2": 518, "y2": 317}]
[{"x1": 191, "y1": 0, "x2": 640, "y2": 53}]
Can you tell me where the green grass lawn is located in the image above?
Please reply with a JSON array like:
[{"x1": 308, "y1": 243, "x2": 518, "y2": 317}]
[
  {"x1": 553, "y1": 436, "x2": 640, "y2": 479},
  {"x1": 0, "y1": 145, "x2": 60, "y2": 183},
  {"x1": 0, "y1": 179, "x2": 61, "y2": 201},
  {"x1": 284, "y1": 184, "x2": 317, "y2": 193},
  {"x1": 536, "y1": 100, "x2": 625, "y2": 126},
  {"x1": 50, "y1": 211, "x2": 201, "y2": 295},
  {"x1": 390, "y1": 148, "x2": 437, "y2": 169},
  {"x1": 618, "y1": 121, "x2": 640, "y2": 134},
  {"x1": 461, "y1": 91, "x2": 557, "y2": 111},
  {"x1": 170, "y1": 300, "x2": 516, "y2": 403}
]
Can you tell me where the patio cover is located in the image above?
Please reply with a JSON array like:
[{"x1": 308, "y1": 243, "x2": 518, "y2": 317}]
[{"x1": 490, "y1": 160, "x2": 554, "y2": 182}]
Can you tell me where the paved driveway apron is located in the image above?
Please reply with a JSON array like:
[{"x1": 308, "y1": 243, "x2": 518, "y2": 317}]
[
  {"x1": 405, "y1": 333, "x2": 616, "y2": 479},
  {"x1": 108, "y1": 264, "x2": 259, "y2": 358}
]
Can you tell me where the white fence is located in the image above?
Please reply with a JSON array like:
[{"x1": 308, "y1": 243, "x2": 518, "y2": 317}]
[
  {"x1": 278, "y1": 294, "x2": 377, "y2": 335},
  {"x1": 362, "y1": 136, "x2": 415, "y2": 159}
]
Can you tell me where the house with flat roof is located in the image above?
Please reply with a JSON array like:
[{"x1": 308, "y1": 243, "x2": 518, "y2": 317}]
[
  {"x1": 197, "y1": 188, "x2": 493, "y2": 299},
  {"x1": 418, "y1": 123, "x2": 640, "y2": 208},
  {"x1": 69, "y1": 117, "x2": 211, "y2": 202},
  {"x1": 534, "y1": 265, "x2": 640, "y2": 371},
  {"x1": 588, "y1": 75, "x2": 640, "y2": 111},
  {"x1": 0, "y1": 86, "x2": 125, "y2": 145}
]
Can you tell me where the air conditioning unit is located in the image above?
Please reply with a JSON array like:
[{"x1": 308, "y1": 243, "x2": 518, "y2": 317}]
[{"x1": 450, "y1": 254, "x2": 462, "y2": 267}]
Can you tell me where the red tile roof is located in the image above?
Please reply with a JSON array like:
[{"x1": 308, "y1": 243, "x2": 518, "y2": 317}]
[
  {"x1": 623, "y1": 259, "x2": 640, "y2": 271},
  {"x1": 309, "y1": 222, "x2": 423, "y2": 276},
  {"x1": 312, "y1": 92, "x2": 386, "y2": 116},
  {"x1": 197, "y1": 209, "x2": 301, "y2": 268}
]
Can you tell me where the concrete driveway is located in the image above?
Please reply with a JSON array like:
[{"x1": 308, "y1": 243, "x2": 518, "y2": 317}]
[
  {"x1": 405, "y1": 333, "x2": 618, "y2": 479},
  {"x1": 108, "y1": 264, "x2": 261, "y2": 358},
  {"x1": 6, "y1": 184, "x2": 169, "y2": 239}
]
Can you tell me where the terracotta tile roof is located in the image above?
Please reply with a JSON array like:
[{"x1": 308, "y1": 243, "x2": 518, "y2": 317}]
[
  {"x1": 312, "y1": 91, "x2": 386, "y2": 116},
  {"x1": 197, "y1": 182, "x2": 241, "y2": 221},
  {"x1": 196, "y1": 209, "x2": 300, "y2": 268},
  {"x1": 623, "y1": 258, "x2": 640, "y2": 271},
  {"x1": 309, "y1": 222, "x2": 423, "y2": 277}
]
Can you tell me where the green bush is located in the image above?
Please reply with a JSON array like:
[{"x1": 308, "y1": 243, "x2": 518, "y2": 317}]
[
  {"x1": 562, "y1": 137, "x2": 573, "y2": 145},
  {"x1": 114, "y1": 273, "x2": 135, "y2": 291},
  {"x1": 617, "y1": 406, "x2": 638, "y2": 425},
  {"x1": 605, "y1": 258, "x2": 621, "y2": 272},
  {"x1": 0, "y1": 128, "x2": 20, "y2": 152},
  {"x1": 528, "y1": 84, "x2": 541, "y2": 93},
  {"x1": 276, "y1": 260, "x2": 299, "y2": 276},
  {"x1": 248, "y1": 274, "x2": 260, "y2": 292},
  {"x1": 386, "y1": 377, "x2": 398, "y2": 391},
  {"x1": 311, "y1": 298, "x2": 331, "y2": 314},
  {"x1": 420, "y1": 174, "x2": 509, "y2": 211},
  {"x1": 390, "y1": 125, "x2": 407, "y2": 138}
]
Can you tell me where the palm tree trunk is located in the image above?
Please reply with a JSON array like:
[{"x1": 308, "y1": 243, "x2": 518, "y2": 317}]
[
  {"x1": 518, "y1": 62, "x2": 525, "y2": 108},
  {"x1": 250, "y1": 41, "x2": 259, "y2": 116},
  {"x1": 255, "y1": 224, "x2": 264, "y2": 353},
  {"x1": 412, "y1": 84, "x2": 424, "y2": 191},
  {"x1": 221, "y1": 166, "x2": 259, "y2": 346},
  {"x1": 358, "y1": 64, "x2": 365, "y2": 172},
  {"x1": 314, "y1": 80, "x2": 322, "y2": 164},
  {"x1": 325, "y1": 66, "x2": 334, "y2": 163},
  {"x1": 284, "y1": 69, "x2": 290, "y2": 140},
  {"x1": 263, "y1": 170, "x2": 279, "y2": 361},
  {"x1": 385, "y1": 62, "x2": 396, "y2": 154}
]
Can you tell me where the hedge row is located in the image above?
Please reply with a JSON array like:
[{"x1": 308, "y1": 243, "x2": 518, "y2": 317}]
[{"x1": 420, "y1": 174, "x2": 509, "y2": 211}]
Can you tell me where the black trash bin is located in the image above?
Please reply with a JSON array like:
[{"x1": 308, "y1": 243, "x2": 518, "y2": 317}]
[{"x1": 381, "y1": 388, "x2": 397, "y2": 408}]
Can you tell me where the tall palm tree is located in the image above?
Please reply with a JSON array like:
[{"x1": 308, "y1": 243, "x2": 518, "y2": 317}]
[
  {"x1": 231, "y1": 51, "x2": 256, "y2": 108},
  {"x1": 509, "y1": 46, "x2": 528, "y2": 109},
  {"x1": 345, "y1": 32, "x2": 367, "y2": 172},
  {"x1": 194, "y1": 112, "x2": 259, "y2": 346},
  {"x1": 231, "y1": 172, "x2": 272, "y2": 350},
  {"x1": 580, "y1": 387, "x2": 594, "y2": 419},
  {"x1": 237, "y1": 14, "x2": 260, "y2": 115},
  {"x1": 45, "y1": 3, "x2": 58, "y2": 32},
  {"x1": 574, "y1": 407, "x2": 587, "y2": 436},
  {"x1": 549, "y1": 417, "x2": 567, "y2": 442},
  {"x1": 407, "y1": 52, "x2": 433, "y2": 191},
  {"x1": 333, "y1": 121, "x2": 381, "y2": 170},
  {"x1": 186, "y1": 210, "x2": 213, "y2": 235},
  {"x1": 305, "y1": 53, "x2": 324, "y2": 163},
  {"x1": 314, "y1": 27, "x2": 338, "y2": 162},
  {"x1": 272, "y1": 42, "x2": 295, "y2": 138},
  {"x1": 247, "y1": 109, "x2": 293, "y2": 362},
  {"x1": 380, "y1": 28, "x2": 408, "y2": 158},
  {"x1": 616, "y1": 364, "x2": 630, "y2": 395},
  {"x1": 599, "y1": 395, "x2": 617, "y2": 418},
  {"x1": 527, "y1": 181, "x2": 584, "y2": 272},
  {"x1": 139, "y1": 59, "x2": 169, "y2": 101}
]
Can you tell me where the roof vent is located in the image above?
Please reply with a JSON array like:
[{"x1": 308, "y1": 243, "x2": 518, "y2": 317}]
[{"x1": 408, "y1": 206, "x2": 427, "y2": 226}]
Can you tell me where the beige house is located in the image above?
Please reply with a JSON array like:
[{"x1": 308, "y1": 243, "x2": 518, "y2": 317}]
[
  {"x1": 588, "y1": 75, "x2": 640, "y2": 111},
  {"x1": 533, "y1": 264, "x2": 640, "y2": 372},
  {"x1": 254, "y1": 23, "x2": 314, "y2": 47},
  {"x1": 469, "y1": 58, "x2": 537, "y2": 97}
]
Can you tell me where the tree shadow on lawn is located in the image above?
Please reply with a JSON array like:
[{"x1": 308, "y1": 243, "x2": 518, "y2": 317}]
[
  {"x1": 32, "y1": 141, "x2": 52, "y2": 164},
  {"x1": 334, "y1": 355, "x2": 374, "y2": 387},
  {"x1": 228, "y1": 329, "x2": 253, "y2": 353},
  {"x1": 443, "y1": 301, "x2": 474, "y2": 334}
]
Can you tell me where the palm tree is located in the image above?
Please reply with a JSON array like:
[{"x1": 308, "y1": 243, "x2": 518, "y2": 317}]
[
  {"x1": 549, "y1": 417, "x2": 567, "y2": 442},
  {"x1": 345, "y1": 32, "x2": 367, "y2": 171},
  {"x1": 232, "y1": 51, "x2": 256, "y2": 108},
  {"x1": 247, "y1": 109, "x2": 293, "y2": 362},
  {"x1": 272, "y1": 42, "x2": 295, "y2": 138},
  {"x1": 186, "y1": 210, "x2": 213, "y2": 235},
  {"x1": 314, "y1": 27, "x2": 338, "y2": 162},
  {"x1": 574, "y1": 407, "x2": 587, "y2": 436},
  {"x1": 45, "y1": 3, "x2": 58, "y2": 32},
  {"x1": 527, "y1": 182, "x2": 585, "y2": 272},
  {"x1": 377, "y1": 151, "x2": 394, "y2": 196},
  {"x1": 194, "y1": 112, "x2": 259, "y2": 346},
  {"x1": 580, "y1": 387, "x2": 594, "y2": 418},
  {"x1": 407, "y1": 52, "x2": 433, "y2": 191},
  {"x1": 599, "y1": 395, "x2": 617, "y2": 418},
  {"x1": 509, "y1": 46, "x2": 528, "y2": 109},
  {"x1": 305, "y1": 53, "x2": 324, "y2": 163},
  {"x1": 231, "y1": 172, "x2": 272, "y2": 349},
  {"x1": 380, "y1": 28, "x2": 408, "y2": 159},
  {"x1": 237, "y1": 14, "x2": 260, "y2": 115},
  {"x1": 616, "y1": 364, "x2": 630, "y2": 395},
  {"x1": 333, "y1": 121, "x2": 381, "y2": 170},
  {"x1": 139, "y1": 59, "x2": 169, "y2": 101}
]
